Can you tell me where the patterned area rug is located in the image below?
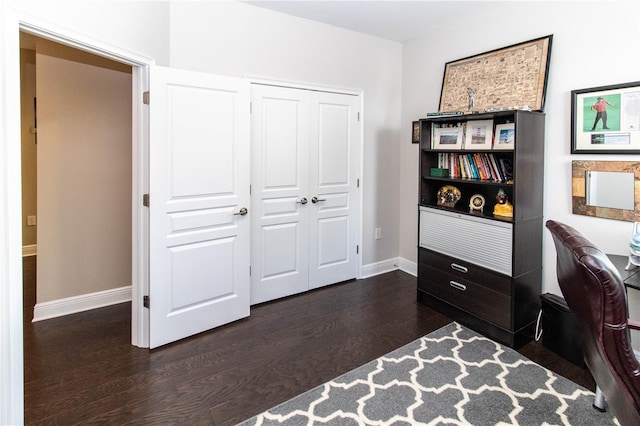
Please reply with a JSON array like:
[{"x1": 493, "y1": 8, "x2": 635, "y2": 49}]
[{"x1": 238, "y1": 322, "x2": 619, "y2": 425}]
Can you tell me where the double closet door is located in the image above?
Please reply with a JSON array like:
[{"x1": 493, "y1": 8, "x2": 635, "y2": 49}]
[{"x1": 250, "y1": 84, "x2": 361, "y2": 305}]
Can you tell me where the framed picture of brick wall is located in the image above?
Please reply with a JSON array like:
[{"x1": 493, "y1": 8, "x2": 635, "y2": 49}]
[{"x1": 439, "y1": 35, "x2": 553, "y2": 113}]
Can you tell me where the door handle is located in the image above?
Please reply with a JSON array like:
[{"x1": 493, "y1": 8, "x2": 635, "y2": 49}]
[
  {"x1": 233, "y1": 207, "x2": 248, "y2": 216},
  {"x1": 296, "y1": 197, "x2": 308, "y2": 205},
  {"x1": 311, "y1": 196, "x2": 326, "y2": 204}
]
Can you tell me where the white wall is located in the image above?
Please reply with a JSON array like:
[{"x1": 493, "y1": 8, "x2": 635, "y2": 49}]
[
  {"x1": 400, "y1": 0, "x2": 640, "y2": 295},
  {"x1": 8, "y1": 0, "x2": 170, "y2": 65},
  {"x1": 169, "y1": 1, "x2": 403, "y2": 268}
]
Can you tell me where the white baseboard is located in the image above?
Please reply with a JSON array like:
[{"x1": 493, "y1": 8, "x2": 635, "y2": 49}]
[
  {"x1": 397, "y1": 257, "x2": 417, "y2": 277},
  {"x1": 22, "y1": 244, "x2": 37, "y2": 257},
  {"x1": 361, "y1": 257, "x2": 399, "y2": 279},
  {"x1": 361, "y1": 256, "x2": 418, "y2": 279},
  {"x1": 33, "y1": 285, "x2": 131, "y2": 322}
]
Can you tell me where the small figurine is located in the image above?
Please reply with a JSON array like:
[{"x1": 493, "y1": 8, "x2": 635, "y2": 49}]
[
  {"x1": 467, "y1": 86, "x2": 477, "y2": 111},
  {"x1": 493, "y1": 188, "x2": 513, "y2": 217}
]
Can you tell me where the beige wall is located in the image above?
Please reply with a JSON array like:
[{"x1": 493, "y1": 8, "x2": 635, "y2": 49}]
[
  {"x1": 21, "y1": 48, "x2": 37, "y2": 247},
  {"x1": 35, "y1": 42, "x2": 132, "y2": 303}
]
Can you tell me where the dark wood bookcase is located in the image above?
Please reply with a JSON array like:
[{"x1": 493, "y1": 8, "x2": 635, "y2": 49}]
[{"x1": 417, "y1": 110, "x2": 545, "y2": 347}]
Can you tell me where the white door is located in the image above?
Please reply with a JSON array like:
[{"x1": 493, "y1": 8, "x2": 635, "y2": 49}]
[
  {"x1": 309, "y1": 92, "x2": 360, "y2": 289},
  {"x1": 149, "y1": 66, "x2": 250, "y2": 348},
  {"x1": 250, "y1": 85, "x2": 360, "y2": 303},
  {"x1": 250, "y1": 85, "x2": 310, "y2": 304}
]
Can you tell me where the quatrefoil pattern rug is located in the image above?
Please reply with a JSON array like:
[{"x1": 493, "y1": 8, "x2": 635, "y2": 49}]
[{"x1": 239, "y1": 322, "x2": 619, "y2": 425}]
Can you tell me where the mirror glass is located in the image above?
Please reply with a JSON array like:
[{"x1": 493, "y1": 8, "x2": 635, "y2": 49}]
[
  {"x1": 572, "y1": 160, "x2": 640, "y2": 222},
  {"x1": 586, "y1": 171, "x2": 635, "y2": 210}
]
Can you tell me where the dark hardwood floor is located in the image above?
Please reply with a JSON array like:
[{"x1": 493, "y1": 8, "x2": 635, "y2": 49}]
[{"x1": 23, "y1": 256, "x2": 594, "y2": 425}]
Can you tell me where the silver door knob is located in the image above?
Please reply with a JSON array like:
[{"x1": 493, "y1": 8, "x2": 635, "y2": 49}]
[
  {"x1": 233, "y1": 207, "x2": 248, "y2": 216},
  {"x1": 311, "y1": 196, "x2": 326, "y2": 203},
  {"x1": 296, "y1": 197, "x2": 308, "y2": 205}
]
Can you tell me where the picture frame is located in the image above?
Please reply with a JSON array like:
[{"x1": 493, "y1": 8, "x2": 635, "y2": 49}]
[
  {"x1": 493, "y1": 123, "x2": 515, "y2": 150},
  {"x1": 433, "y1": 126, "x2": 463, "y2": 150},
  {"x1": 464, "y1": 120, "x2": 493, "y2": 149},
  {"x1": 571, "y1": 81, "x2": 640, "y2": 154},
  {"x1": 412, "y1": 121, "x2": 420, "y2": 144},
  {"x1": 439, "y1": 35, "x2": 552, "y2": 112}
]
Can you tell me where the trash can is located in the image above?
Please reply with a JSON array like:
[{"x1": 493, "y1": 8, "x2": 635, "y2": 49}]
[{"x1": 537, "y1": 293, "x2": 585, "y2": 367}]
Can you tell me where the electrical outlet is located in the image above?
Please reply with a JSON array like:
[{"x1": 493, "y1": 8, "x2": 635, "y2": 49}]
[
  {"x1": 27, "y1": 215, "x2": 37, "y2": 226},
  {"x1": 375, "y1": 228, "x2": 382, "y2": 240}
]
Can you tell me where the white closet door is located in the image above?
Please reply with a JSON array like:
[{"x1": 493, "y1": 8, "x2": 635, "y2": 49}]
[
  {"x1": 308, "y1": 92, "x2": 360, "y2": 289},
  {"x1": 250, "y1": 85, "x2": 310, "y2": 304}
]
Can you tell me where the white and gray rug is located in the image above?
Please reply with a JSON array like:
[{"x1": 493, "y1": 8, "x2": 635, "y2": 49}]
[{"x1": 239, "y1": 322, "x2": 619, "y2": 425}]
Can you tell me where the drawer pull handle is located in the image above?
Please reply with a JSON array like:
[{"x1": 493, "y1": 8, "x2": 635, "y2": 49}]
[
  {"x1": 449, "y1": 281, "x2": 467, "y2": 291},
  {"x1": 450, "y1": 263, "x2": 468, "y2": 273}
]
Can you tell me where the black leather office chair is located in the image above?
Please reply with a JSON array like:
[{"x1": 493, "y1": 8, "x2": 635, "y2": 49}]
[{"x1": 546, "y1": 220, "x2": 640, "y2": 425}]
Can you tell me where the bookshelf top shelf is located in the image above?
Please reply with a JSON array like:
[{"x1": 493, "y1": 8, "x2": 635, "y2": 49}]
[{"x1": 420, "y1": 109, "x2": 543, "y2": 123}]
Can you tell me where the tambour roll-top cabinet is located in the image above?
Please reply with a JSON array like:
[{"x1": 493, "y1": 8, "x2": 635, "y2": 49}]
[{"x1": 417, "y1": 110, "x2": 544, "y2": 347}]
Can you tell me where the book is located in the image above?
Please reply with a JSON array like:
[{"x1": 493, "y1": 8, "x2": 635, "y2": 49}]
[
  {"x1": 499, "y1": 158, "x2": 514, "y2": 180},
  {"x1": 488, "y1": 154, "x2": 505, "y2": 181}
]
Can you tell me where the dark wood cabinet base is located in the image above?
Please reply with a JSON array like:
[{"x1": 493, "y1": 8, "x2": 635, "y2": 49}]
[{"x1": 417, "y1": 289, "x2": 535, "y2": 349}]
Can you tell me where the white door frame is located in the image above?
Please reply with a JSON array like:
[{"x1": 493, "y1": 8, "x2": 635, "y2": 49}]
[
  {"x1": 1, "y1": 10, "x2": 152, "y2": 424},
  {"x1": 248, "y1": 77, "x2": 365, "y2": 281}
]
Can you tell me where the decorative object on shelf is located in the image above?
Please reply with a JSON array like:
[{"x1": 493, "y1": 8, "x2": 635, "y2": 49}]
[
  {"x1": 485, "y1": 106, "x2": 532, "y2": 113},
  {"x1": 493, "y1": 188, "x2": 513, "y2": 217},
  {"x1": 627, "y1": 222, "x2": 640, "y2": 270},
  {"x1": 494, "y1": 123, "x2": 515, "y2": 150},
  {"x1": 433, "y1": 126, "x2": 464, "y2": 150},
  {"x1": 430, "y1": 167, "x2": 449, "y2": 177},
  {"x1": 437, "y1": 185, "x2": 461, "y2": 208},
  {"x1": 439, "y1": 35, "x2": 552, "y2": 113},
  {"x1": 467, "y1": 86, "x2": 477, "y2": 111},
  {"x1": 464, "y1": 120, "x2": 493, "y2": 149},
  {"x1": 571, "y1": 81, "x2": 640, "y2": 154},
  {"x1": 412, "y1": 121, "x2": 420, "y2": 144},
  {"x1": 469, "y1": 194, "x2": 485, "y2": 212},
  {"x1": 426, "y1": 111, "x2": 464, "y2": 118}
]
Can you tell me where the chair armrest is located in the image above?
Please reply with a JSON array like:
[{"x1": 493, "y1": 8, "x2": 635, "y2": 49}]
[{"x1": 628, "y1": 319, "x2": 640, "y2": 330}]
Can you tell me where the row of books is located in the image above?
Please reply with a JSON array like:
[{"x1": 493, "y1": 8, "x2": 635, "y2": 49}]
[{"x1": 437, "y1": 152, "x2": 513, "y2": 182}]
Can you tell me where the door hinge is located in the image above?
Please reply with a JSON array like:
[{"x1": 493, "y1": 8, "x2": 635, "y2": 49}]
[
  {"x1": 143, "y1": 193, "x2": 150, "y2": 207},
  {"x1": 249, "y1": 184, "x2": 252, "y2": 195},
  {"x1": 357, "y1": 112, "x2": 360, "y2": 122},
  {"x1": 143, "y1": 295, "x2": 150, "y2": 309},
  {"x1": 249, "y1": 101, "x2": 252, "y2": 114},
  {"x1": 249, "y1": 266, "x2": 252, "y2": 276},
  {"x1": 356, "y1": 245, "x2": 359, "y2": 254},
  {"x1": 357, "y1": 178, "x2": 360, "y2": 188},
  {"x1": 143, "y1": 91, "x2": 150, "y2": 105}
]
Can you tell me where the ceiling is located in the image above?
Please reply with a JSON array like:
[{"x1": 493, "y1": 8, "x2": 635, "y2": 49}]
[{"x1": 241, "y1": 1, "x2": 503, "y2": 42}]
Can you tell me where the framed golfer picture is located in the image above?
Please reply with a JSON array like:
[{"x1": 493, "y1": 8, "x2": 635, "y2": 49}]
[{"x1": 571, "y1": 81, "x2": 640, "y2": 154}]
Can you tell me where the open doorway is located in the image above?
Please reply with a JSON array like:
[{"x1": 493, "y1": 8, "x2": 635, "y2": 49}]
[{"x1": 20, "y1": 32, "x2": 133, "y2": 324}]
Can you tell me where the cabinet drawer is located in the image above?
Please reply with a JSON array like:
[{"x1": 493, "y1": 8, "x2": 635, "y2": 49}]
[
  {"x1": 419, "y1": 249, "x2": 511, "y2": 295},
  {"x1": 418, "y1": 265, "x2": 511, "y2": 329}
]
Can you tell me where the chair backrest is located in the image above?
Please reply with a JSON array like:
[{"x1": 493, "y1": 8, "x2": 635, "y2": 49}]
[{"x1": 546, "y1": 220, "x2": 640, "y2": 425}]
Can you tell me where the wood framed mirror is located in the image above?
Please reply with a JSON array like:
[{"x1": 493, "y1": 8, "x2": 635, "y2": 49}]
[{"x1": 572, "y1": 160, "x2": 640, "y2": 221}]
